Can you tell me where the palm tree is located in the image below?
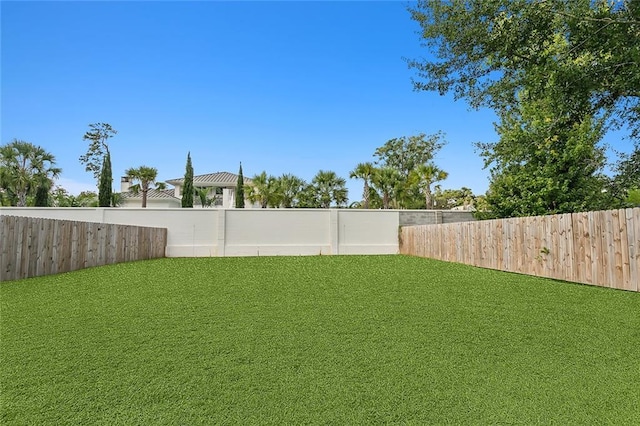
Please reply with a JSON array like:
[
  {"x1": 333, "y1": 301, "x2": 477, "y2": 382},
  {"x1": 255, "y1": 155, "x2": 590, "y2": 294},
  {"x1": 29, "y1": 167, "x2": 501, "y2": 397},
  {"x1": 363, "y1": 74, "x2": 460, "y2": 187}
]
[
  {"x1": 411, "y1": 163, "x2": 449, "y2": 209},
  {"x1": 277, "y1": 174, "x2": 306, "y2": 208},
  {"x1": 111, "y1": 192, "x2": 124, "y2": 207},
  {"x1": 453, "y1": 186, "x2": 475, "y2": 209},
  {"x1": 311, "y1": 170, "x2": 348, "y2": 208},
  {"x1": 371, "y1": 167, "x2": 400, "y2": 209},
  {"x1": 349, "y1": 162, "x2": 376, "y2": 209},
  {"x1": 124, "y1": 165, "x2": 164, "y2": 208},
  {"x1": 0, "y1": 140, "x2": 61, "y2": 207},
  {"x1": 194, "y1": 187, "x2": 214, "y2": 208},
  {"x1": 245, "y1": 171, "x2": 281, "y2": 208}
]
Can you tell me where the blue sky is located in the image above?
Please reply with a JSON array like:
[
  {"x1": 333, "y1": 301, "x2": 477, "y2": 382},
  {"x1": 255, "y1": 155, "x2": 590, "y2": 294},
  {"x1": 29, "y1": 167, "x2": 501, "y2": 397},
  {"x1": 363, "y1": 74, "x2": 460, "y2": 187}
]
[{"x1": 1, "y1": 1, "x2": 629, "y2": 201}]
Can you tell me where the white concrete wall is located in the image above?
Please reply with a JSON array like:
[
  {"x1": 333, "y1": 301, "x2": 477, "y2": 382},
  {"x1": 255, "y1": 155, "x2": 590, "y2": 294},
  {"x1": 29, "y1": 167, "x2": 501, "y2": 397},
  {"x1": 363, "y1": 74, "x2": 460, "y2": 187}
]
[
  {"x1": 224, "y1": 209, "x2": 332, "y2": 256},
  {"x1": 0, "y1": 208, "x2": 218, "y2": 257},
  {"x1": 0, "y1": 208, "x2": 401, "y2": 257},
  {"x1": 337, "y1": 210, "x2": 399, "y2": 254}
]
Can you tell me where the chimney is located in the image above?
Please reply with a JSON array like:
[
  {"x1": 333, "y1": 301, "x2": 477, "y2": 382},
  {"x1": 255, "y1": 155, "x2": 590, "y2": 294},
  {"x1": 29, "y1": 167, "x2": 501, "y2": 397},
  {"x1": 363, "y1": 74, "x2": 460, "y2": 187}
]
[{"x1": 121, "y1": 176, "x2": 131, "y2": 192}]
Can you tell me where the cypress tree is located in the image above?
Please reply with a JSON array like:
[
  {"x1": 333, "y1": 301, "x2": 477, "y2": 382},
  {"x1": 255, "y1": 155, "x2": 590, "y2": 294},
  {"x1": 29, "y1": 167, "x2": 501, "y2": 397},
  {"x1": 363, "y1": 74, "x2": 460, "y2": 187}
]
[
  {"x1": 182, "y1": 152, "x2": 194, "y2": 208},
  {"x1": 98, "y1": 151, "x2": 112, "y2": 207},
  {"x1": 235, "y1": 162, "x2": 245, "y2": 208}
]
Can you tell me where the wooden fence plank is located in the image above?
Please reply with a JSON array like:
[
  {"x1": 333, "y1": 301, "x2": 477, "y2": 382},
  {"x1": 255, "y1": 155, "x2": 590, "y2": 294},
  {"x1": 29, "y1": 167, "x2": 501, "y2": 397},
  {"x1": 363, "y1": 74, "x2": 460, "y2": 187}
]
[
  {"x1": 629, "y1": 208, "x2": 640, "y2": 291},
  {"x1": 572, "y1": 212, "x2": 585, "y2": 284},
  {"x1": 1, "y1": 217, "x2": 16, "y2": 281},
  {"x1": 617, "y1": 209, "x2": 631, "y2": 290},
  {"x1": 610, "y1": 210, "x2": 624, "y2": 289},
  {"x1": 591, "y1": 211, "x2": 603, "y2": 287},
  {"x1": 562, "y1": 213, "x2": 574, "y2": 283}
]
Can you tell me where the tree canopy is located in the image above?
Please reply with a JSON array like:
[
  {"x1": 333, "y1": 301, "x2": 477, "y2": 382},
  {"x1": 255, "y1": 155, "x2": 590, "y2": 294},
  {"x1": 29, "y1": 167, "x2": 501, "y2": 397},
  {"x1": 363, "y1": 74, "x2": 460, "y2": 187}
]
[
  {"x1": 363, "y1": 133, "x2": 448, "y2": 209},
  {"x1": 611, "y1": 147, "x2": 640, "y2": 204},
  {"x1": 410, "y1": 163, "x2": 449, "y2": 209},
  {"x1": 371, "y1": 167, "x2": 401, "y2": 209},
  {"x1": 278, "y1": 173, "x2": 306, "y2": 208},
  {"x1": 408, "y1": 0, "x2": 640, "y2": 216},
  {"x1": 125, "y1": 165, "x2": 163, "y2": 208},
  {"x1": 374, "y1": 133, "x2": 446, "y2": 178},
  {"x1": 408, "y1": 0, "x2": 640, "y2": 139},
  {"x1": 350, "y1": 162, "x2": 376, "y2": 209},
  {"x1": 0, "y1": 140, "x2": 61, "y2": 207},
  {"x1": 246, "y1": 171, "x2": 281, "y2": 208},
  {"x1": 309, "y1": 170, "x2": 348, "y2": 208},
  {"x1": 79, "y1": 123, "x2": 117, "y2": 182}
]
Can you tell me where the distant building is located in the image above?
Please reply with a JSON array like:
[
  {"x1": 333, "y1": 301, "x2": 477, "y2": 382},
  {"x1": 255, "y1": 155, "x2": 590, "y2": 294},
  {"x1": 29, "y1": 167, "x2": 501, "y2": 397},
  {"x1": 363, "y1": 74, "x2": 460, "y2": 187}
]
[{"x1": 119, "y1": 172, "x2": 253, "y2": 208}]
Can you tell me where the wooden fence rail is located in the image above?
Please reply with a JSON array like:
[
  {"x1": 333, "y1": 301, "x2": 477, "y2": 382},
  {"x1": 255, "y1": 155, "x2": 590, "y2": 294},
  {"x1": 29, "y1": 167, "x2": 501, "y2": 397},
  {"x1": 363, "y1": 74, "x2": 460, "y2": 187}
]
[
  {"x1": 400, "y1": 208, "x2": 640, "y2": 292},
  {"x1": 1, "y1": 216, "x2": 167, "y2": 281}
]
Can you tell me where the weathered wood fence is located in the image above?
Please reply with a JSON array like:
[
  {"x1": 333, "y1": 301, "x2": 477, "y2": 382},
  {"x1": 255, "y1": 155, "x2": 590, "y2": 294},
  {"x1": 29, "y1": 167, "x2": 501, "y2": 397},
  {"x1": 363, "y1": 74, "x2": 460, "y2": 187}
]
[
  {"x1": 0, "y1": 216, "x2": 167, "y2": 281},
  {"x1": 400, "y1": 208, "x2": 640, "y2": 292}
]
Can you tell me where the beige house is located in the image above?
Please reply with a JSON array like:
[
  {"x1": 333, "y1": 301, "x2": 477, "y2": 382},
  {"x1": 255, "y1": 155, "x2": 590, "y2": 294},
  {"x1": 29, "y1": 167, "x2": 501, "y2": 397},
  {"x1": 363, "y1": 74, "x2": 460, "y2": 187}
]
[{"x1": 119, "y1": 172, "x2": 252, "y2": 208}]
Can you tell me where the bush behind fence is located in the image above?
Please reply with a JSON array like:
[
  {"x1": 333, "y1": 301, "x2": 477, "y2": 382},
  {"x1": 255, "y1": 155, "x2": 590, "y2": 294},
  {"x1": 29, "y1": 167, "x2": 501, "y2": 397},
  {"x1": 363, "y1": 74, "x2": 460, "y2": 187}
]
[
  {"x1": 1, "y1": 216, "x2": 167, "y2": 281},
  {"x1": 400, "y1": 208, "x2": 640, "y2": 292}
]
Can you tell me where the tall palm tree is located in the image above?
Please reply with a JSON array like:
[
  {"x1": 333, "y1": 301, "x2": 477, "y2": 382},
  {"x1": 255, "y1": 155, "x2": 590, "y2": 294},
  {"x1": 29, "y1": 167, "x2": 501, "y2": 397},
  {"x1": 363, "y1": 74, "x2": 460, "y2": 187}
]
[
  {"x1": 0, "y1": 140, "x2": 61, "y2": 207},
  {"x1": 371, "y1": 167, "x2": 400, "y2": 209},
  {"x1": 277, "y1": 174, "x2": 306, "y2": 208},
  {"x1": 411, "y1": 163, "x2": 449, "y2": 209},
  {"x1": 311, "y1": 170, "x2": 348, "y2": 208},
  {"x1": 349, "y1": 162, "x2": 376, "y2": 209},
  {"x1": 125, "y1": 165, "x2": 164, "y2": 208}
]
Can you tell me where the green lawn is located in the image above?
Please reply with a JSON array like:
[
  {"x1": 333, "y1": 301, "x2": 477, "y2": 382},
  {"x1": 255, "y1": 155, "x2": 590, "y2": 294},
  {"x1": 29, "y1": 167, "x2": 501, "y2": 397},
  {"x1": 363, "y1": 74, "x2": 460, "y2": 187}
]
[{"x1": 1, "y1": 255, "x2": 639, "y2": 424}]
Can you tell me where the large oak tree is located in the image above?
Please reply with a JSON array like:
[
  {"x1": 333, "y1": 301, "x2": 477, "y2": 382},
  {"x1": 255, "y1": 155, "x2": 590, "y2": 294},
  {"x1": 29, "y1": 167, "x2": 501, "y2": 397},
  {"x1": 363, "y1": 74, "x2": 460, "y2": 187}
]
[{"x1": 408, "y1": 0, "x2": 639, "y2": 216}]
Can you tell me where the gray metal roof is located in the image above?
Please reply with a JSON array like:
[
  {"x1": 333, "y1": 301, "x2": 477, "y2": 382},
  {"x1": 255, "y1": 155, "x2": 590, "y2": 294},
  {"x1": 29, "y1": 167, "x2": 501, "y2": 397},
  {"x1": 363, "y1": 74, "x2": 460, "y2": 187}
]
[
  {"x1": 166, "y1": 171, "x2": 251, "y2": 186},
  {"x1": 121, "y1": 188, "x2": 178, "y2": 199}
]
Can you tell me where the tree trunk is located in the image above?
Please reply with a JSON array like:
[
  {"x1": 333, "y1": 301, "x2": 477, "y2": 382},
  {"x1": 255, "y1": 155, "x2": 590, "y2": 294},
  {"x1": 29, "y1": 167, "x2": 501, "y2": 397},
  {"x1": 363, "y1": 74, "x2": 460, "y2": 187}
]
[
  {"x1": 142, "y1": 190, "x2": 148, "y2": 208},
  {"x1": 17, "y1": 191, "x2": 27, "y2": 207},
  {"x1": 425, "y1": 187, "x2": 432, "y2": 209},
  {"x1": 363, "y1": 181, "x2": 370, "y2": 209}
]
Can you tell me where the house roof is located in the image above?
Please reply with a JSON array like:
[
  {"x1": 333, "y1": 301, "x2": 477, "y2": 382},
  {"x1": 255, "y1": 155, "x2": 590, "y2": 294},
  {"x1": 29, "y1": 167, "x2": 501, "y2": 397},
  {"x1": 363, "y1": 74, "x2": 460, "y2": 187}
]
[
  {"x1": 121, "y1": 188, "x2": 178, "y2": 200},
  {"x1": 166, "y1": 171, "x2": 251, "y2": 187}
]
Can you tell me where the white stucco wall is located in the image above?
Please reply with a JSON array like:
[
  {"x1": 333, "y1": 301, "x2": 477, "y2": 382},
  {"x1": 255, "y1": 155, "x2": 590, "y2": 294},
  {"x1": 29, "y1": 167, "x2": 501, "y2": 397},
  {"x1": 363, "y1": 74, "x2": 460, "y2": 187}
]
[
  {"x1": 224, "y1": 209, "x2": 332, "y2": 256},
  {"x1": 0, "y1": 208, "x2": 402, "y2": 257},
  {"x1": 337, "y1": 210, "x2": 399, "y2": 254}
]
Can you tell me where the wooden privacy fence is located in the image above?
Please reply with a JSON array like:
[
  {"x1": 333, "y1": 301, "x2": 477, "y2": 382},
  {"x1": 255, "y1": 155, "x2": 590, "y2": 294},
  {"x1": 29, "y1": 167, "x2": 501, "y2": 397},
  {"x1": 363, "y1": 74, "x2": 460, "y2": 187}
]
[
  {"x1": 400, "y1": 208, "x2": 640, "y2": 292},
  {"x1": 0, "y1": 216, "x2": 167, "y2": 281}
]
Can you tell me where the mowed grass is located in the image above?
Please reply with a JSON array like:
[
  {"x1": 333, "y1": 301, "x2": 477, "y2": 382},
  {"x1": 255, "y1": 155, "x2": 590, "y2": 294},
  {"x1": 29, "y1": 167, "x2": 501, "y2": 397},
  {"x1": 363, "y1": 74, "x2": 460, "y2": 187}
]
[{"x1": 1, "y1": 256, "x2": 639, "y2": 425}]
